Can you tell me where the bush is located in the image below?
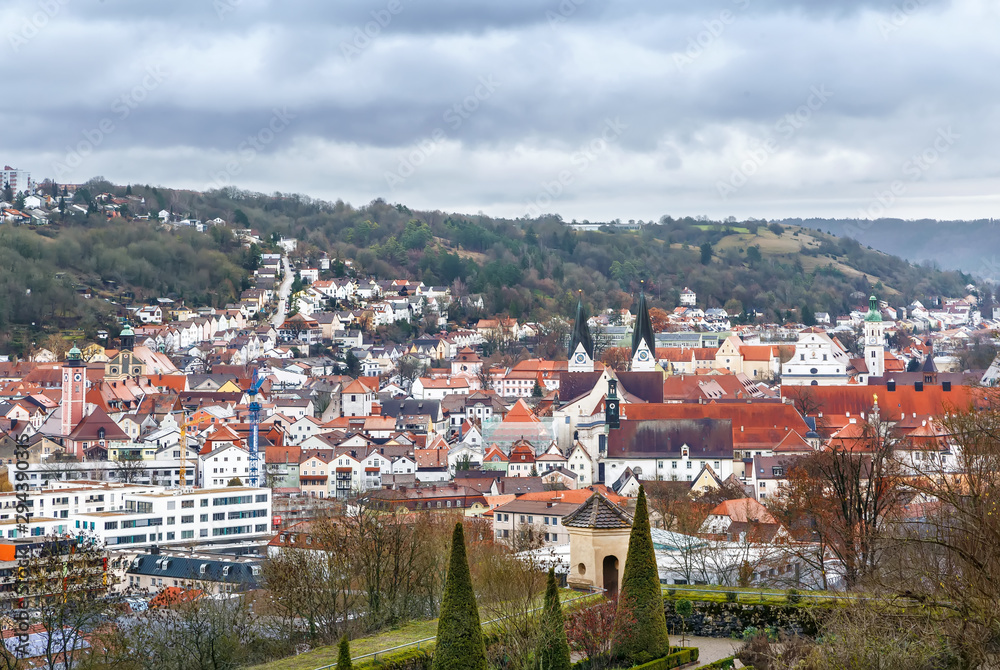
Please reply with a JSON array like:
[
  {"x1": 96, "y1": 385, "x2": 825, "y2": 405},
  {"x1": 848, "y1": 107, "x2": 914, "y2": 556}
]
[
  {"x1": 725, "y1": 591, "x2": 738, "y2": 603},
  {"x1": 630, "y1": 647, "x2": 700, "y2": 670},
  {"x1": 432, "y1": 523, "x2": 486, "y2": 670},
  {"x1": 356, "y1": 648, "x2": 432, "y2": 670},
  {"x1": 787, "y1": 589, "x2": 801, "y2": 605},
  {"x1": 612, "y1": 487, "x2": 670, "y2": 662},
  {"x1": 698, "y1": 657, "x2": 737, "y2": 669}
]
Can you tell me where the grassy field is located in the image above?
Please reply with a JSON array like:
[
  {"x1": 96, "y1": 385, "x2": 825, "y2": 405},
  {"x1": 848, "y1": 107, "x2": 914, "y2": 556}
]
[{"x1": 249, "y1": 589, "x2": 601, "y2": 670}]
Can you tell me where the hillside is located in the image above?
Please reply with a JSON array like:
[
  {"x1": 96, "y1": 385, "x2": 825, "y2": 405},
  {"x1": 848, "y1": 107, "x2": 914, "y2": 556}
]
[
  {"x1": 780, "y1": 217, "x2": 999, "y2": 278},
  {"x1": 0, "y1": 179, "x2": 978, "y2": 355}
]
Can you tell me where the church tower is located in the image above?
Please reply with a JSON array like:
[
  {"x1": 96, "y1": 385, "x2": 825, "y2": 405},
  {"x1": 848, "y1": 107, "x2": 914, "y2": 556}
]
[
  {"x1": 61, "y1": 344, "x2": 86, "y2": 437},
  {"x1": 568, "y1": 296, "x2": 595, "y2": 373},
  {"x1": 863, "y1": 295, "x2": 886, "y2": 379},
  {"x1": 106, "y1": 322, "x2": 145, "y2": 381},
  {"x1": 631, "y1": 289, "x2": 656, "y2": 372}
]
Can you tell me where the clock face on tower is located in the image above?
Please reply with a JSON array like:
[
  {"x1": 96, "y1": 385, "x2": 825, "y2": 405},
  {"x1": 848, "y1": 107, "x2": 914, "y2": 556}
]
[
  {"x1": 868, "y1": 336, "x2": 877, "y2": 345},
  {"x1": 574, "y1": 352, "x2": 586, "y2": 363},
  {"x1": 637, "y1": 350, "x2": 650, "y2": 361},
  {"x1": 607, "y1": 401, "x2": 617, "y2": 413},
  {"x1": 73, "y1": 373, "x2": 82, "y2": 382}
]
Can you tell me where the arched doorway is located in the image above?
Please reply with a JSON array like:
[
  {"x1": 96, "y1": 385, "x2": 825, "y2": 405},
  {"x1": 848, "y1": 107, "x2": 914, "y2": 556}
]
[{"x1": 603, "y1": 555, "x2": 619, "y2": 597}]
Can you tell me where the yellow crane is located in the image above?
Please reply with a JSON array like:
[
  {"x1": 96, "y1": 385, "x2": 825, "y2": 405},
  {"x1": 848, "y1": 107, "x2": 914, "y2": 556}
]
[{"x1": 178, "y1": 415, "x2": 201, "y2": 488}]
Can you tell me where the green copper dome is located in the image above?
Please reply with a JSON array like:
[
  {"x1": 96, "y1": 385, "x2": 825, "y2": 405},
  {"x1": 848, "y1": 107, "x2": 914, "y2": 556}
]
[
  {"x1": 66, "y1": 344, "x2": 82, "y2": 361},
  {"x1": 864, "y1": 295, "x2": 882, "y2": 322},
  {"x1": 120, "y1": 323, "x2": 135, "y2": 337}
]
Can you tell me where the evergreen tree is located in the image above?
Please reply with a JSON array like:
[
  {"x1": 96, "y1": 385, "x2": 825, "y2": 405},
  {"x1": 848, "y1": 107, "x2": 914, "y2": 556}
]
[
  {"x1": 612, "y1": 486, "x2": 670, "y2": 663},
  {"x1": 433, "y1": 523, "x2": 486, "y2": 670},
  {"x1": 801, "y1": 303, "x2": 816, "y2": 326},
  {"x1": 337, "y1": 635, "x2": 352, "y2": 670},
  {"x1": 538, "y1": 568, "x2": 571, "y2": 670}
]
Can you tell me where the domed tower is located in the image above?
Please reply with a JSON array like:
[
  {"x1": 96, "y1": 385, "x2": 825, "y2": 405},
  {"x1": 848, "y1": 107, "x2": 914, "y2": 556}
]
[
  {"x1": 119, "y1": 322, "x2": 135, "y2": 352},
  {"x1": 863, "y1": 295, "x2": 886, "y2": 379},
  {"x1": 60, "y1": 344, "x2": 86, "y2": 437}
]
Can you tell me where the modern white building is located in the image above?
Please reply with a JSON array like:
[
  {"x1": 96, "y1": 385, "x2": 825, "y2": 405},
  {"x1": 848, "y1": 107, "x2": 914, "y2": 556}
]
[
  {"x1": 74, "y1": 486, "x2": 271, "y2": 548},
  {"x1": 1, "y1": 166, "x2": 32, "y2": 194}
]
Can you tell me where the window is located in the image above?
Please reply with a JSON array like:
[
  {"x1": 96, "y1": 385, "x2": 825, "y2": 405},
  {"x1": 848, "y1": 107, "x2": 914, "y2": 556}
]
[
  {"x1": 686, "y1": 461, "x2": 692, "y2": 469},
  {"x1": 672, "y1": 461, "x2": 677, "y2": 469},
  {"x1": 181, "y1": 515, "x2": 194, "y2": 524},
  {"x1": 181, "y1": 530, "x2": 194, "y2": 539},
  {"x1": 200, "y1": 514, "x2": 208, "y2": 522},
  {"x1": 182, "y1": 500, "x2": 194, "y2": 508},
  {"x1": 167, "y1": 517, "x2": 175, "y2": 525}
]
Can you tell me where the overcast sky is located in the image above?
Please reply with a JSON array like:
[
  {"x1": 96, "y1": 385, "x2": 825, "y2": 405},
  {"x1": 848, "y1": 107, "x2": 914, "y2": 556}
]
[{"x1": 3, "y1": 0, "x2": 998, "y2": 222}]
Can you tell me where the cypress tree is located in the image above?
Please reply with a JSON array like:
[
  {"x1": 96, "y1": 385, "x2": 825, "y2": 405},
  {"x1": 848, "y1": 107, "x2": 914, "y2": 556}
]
[
  {"x1": 337, "y1": 635, "x2": 352, "y2": 670},
  {"x1": 612, "y1": 486, "x2": 670, "y2": 662},
  {"x1": 433, "y1": 523, "x2": 486, "y2": 670},
  {"x1": 538, "y1": 568, "x2": 571, "y2": 670}
]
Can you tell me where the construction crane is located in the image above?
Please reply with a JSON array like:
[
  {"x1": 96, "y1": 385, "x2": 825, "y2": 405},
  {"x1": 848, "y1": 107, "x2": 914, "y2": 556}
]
[
  {"x1": 247, "y1": 368, "x2": 266, "y2": 488},
  {"x1": 177, "y1": 415, "x2": 201, "y2": 489}
]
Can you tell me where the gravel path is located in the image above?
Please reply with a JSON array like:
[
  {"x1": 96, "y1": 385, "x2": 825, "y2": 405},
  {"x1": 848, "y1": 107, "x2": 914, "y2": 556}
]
[{"x1": 670, "y1": 635, "x2": 743, "y2": 666}]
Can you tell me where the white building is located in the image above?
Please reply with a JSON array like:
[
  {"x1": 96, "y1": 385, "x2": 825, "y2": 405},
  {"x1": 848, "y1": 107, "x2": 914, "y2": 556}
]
[
  {"x1": 680, "y1": 287, "x2": 697, "y2": 307},
  {"x1": 75, "y1": 486, "x2": 271, "y2": 548},
  {"x1": 1, "y1": 166, "x2": 32, "y2": 194},
  {"x1": 782, "y1": 329, "x2": 851, "y2": 386}
]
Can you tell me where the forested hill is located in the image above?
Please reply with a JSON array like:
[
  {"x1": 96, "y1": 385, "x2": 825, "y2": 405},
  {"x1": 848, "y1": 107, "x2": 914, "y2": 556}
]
[
  {"x1": 0, "y1": 178, "x2": 978, "y2": 352},
  {"x1": 781, "y1": 217, "x2": 999, "y2": 278}
]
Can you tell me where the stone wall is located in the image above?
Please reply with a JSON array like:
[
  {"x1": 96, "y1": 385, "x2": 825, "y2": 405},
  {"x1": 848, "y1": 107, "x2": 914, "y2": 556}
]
[{"x1": 663, "y1": 599, "x2": 826, "y2": 639}]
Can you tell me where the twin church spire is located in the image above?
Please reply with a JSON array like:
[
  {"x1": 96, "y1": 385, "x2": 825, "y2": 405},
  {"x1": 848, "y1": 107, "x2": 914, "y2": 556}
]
[{"x1": 567, "y1": 286, "x2": 657, "y2": 373}]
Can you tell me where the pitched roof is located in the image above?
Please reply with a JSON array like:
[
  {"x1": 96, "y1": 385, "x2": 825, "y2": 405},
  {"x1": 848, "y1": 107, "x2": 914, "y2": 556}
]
[
  {"x1": 709, "y1": 498, "x2": 777, "y2": 524},
  {"x1": 503, "y1": 398, "x2": 540, "y2": 423},
  {"x1": 561, "y1": 492, "x2": 634, "y2": 529}
]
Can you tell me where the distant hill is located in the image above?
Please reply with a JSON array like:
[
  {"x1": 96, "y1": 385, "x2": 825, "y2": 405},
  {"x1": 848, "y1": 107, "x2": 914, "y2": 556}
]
[
  {"x1": 0, "y1": 179, "x2": 980, "y2": 356},
  {"x1": 778, "y1": 218, "x2": 999, "y2": 278}
]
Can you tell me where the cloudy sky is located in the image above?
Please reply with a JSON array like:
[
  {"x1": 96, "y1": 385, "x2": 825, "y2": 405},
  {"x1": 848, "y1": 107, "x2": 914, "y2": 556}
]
[{"x1": 3, "y1": 0, "x2": 998, "y2": 222}]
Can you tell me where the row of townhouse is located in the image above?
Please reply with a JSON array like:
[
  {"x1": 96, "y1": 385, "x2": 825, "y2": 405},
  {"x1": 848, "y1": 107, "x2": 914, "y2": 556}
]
[{"x1": 299, "y1": 449, "x2": 411, "y2": 499}]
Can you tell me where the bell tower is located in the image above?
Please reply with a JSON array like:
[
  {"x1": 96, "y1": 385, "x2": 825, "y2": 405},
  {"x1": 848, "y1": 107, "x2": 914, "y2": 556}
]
[
  {"x1": 61, "y1": 344, "x2": 86, "y2": 437},
  {"x1": 863, "y1": 295, "x2": 886, "y2": 379},
  {"x1": 568, "y1": 295, "x2": 595, "y2": 373},
  {"x1": 630, "y1": 289, "x2": 656, "y2": 372}
]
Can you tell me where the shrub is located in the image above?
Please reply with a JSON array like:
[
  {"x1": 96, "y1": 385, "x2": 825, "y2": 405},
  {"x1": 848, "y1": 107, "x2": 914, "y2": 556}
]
[
  {"x1": 337, "y1": 636, "x2": 352, "y2": 670},
  {"x1": 432, "y1": 523, "x2": 486, "y2": 670},
  {"x1": 786, "y1": 589, "x2": 801, "y2": 605},
  {"x1": 539, "y1": 568, "x2": 571, "y2": 670},
  {"x1": 725, "y1": 591, "x2": 738, "y2": 603},
  {"x1": 630, "y1": 647, "x2": 700, "y2": 670},
  {"x1": 612, "y1": 487, "x2": 670, "y2": 663},
  {"x1": 356, "y1": 648, "x2": 432, "y2": 670}
]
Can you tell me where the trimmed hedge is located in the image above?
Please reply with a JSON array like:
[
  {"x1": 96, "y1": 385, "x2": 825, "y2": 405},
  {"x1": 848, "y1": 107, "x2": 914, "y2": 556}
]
[
  {"x1": 698, "y1": 657, "x2": 737, "y2": 669},
  {"x1": 631, "y1": 647, "x2": 700, "y2": 670},
  {"x1": 356, "y1": 648, "x2": 433, "y2": 670}
]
